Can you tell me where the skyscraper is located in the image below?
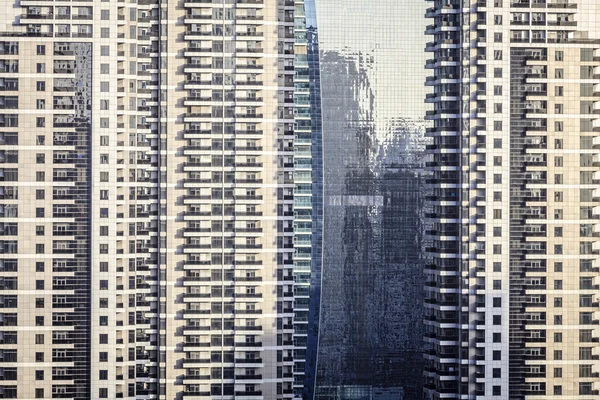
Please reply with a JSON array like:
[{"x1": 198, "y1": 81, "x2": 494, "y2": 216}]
[
  {"x1": 425, "y1": 0, "x2": 600, "y2": 398},
  {"x1": 307, "y1": 1, "x2": 431, "y2": 399},
  {"x1": 0, "y1": 0, "x2": 300, "y2": 398}
]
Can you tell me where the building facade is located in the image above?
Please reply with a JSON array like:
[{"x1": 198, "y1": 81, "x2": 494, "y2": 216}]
[
  {"x1": 0, "y1": 0, "x2": 300, "y2": 399},
  {"x1": 425, "y1": 0, "x2": 600, "y2": 398},
  {"x1": 309, "y1": 1, "x2": 431, "y2": 400}
]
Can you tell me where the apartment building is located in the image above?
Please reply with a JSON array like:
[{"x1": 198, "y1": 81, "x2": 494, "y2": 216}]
[
  {"x1": 425, "y1": 0, "x2": 600, "y2": 398},
  {"x1": 0, "y1": 0, "x2": 300, "y2": 398}
]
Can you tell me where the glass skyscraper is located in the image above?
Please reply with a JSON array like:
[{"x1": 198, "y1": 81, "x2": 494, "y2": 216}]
[{"x1": 306, "y1": 1, "x2": 432, "y2": 399}]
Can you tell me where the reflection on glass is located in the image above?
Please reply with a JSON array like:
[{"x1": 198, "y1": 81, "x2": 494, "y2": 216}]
[{"x1": 308, "y1": 1, "x2": 432, "y2": 398}]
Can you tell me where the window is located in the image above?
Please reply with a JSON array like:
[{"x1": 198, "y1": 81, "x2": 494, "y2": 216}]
[
  {"x1": 36, "y1": 81, "x2": 45, "y2": 91},
  {"x1": 99, "y1": 280, "x2": 108, "y2": 290},
  {"x1": 36, "y1": 226, "x2": 44, "y2": 236},
  {"x1": 554, "y1": 297, "x2": 562, "y2": 307},
  {"x1": 35, "y1": 352, "x2": 44, "y2": 362},
  {"x1": 99, "y1": 352, "x2": 108, "y2": 362},
  {"x1": 494, "y1": 121, "x2": 502, "y2": 131},
  {"x1": 555, "y1": 86, "x2": 563, "y2": 96},
  {"x1": 100, "y1": 136, "x2": 109, "y2": 146},
  {"x1": 555, "y1": 68, "x2": 563, "y2": 79},
  {"x1": 493, "y1": 350, "x2": 501, "y2": 360},
  {"x1": 99, "y1": 316, "x2": 108, "y2": 326},
  {"x1": 493, "y1": 262, "x2": 501, "y2": 272},
  {"x1": 554, "y1": 209, "x2": 563, "y2": 219},
  {"x1": 35, "y1": 388, "x2": 44, "y2": 399},
  {"x1": 493, "y1": 315, "x2": 501, "y2": 325},
  {"x1": 580, "y1": 294, "x2": 594, "y2": 307},
  {"x1": 99, "y1": 298, "x2": 108, "y2": 308},
  {"x1": 101, "y1": 46, "x2": 109, "y2": 56},
  {"x1": 493, "y1": 209, "x2": 502, "y2": 219},
  {"x1": 554, "y1": 367, "x2": 562, "y2": 378},
  {"x1": 493, "y1": 297, "x2": 501, "y2": 307},
  {"x1": 494, "y1": 86, "x2": 502, "y2": 96},
  {"x1": 494, "y1": 103, "x2": 502, "y2": 113},
  {"x1": 36, "y1": 244, "x2": 44, "y2": 254},
  {"x1": 492, "y1": 368, "x2": 501, "y2": 378},
  {"x1": 493, "y1": 138, "x2": 502, "y2": 148},
  {"x1": 36, "y1": 262, "x2": 44, "y2": 272},
  {"x1": 554, "y1": 262, "x2": 563, "y2": 272},
  {"x1": 35, "y1": 370, "x2": 44, "y2": 380},
  {"x1": 36, "y1": 189, "x2": 45, "y2": 199},
  {"x1": 493, "y1": 244, "x2": 501, "y2": 254},
  {"x1": 554, "y1": 280, "x2": 563, "y2": 290},
  {"x1": 580, "y1": 330, "x2": 593, "y2": 342},
  {"x1": 555, "y1": 138, "x2": 563, "y2": 149},
  {"x1": 580, "y1": 364, "x2": 593, "y2": 377},
  {"x1": 555, "y1": 121, "x2": 563, "y2": 132},
  {"x1": 494, "y1": 68, "x2": 502, "y2": 78},
  {"x1": 35, "y1": 334, "x2": 44, "y2": 344},
  {"x1": 36, "y1": 171, "x2": 45, "y2": 182},
  {"x1": 493, "y1": 227, "x2": 501, "y2": 237},
  {"x1": 36, "y1": 45, "x2": 45, "y2": 55},
  {"x1": 554, "y1": 332, "x2": 562, "y2": 342},
  {"x1": 554, "y1": 350, "x2": 562, "y2": 360},
  {"x1": 493, "y1": 332, "x2": 501, "y2": 343},
  {"x1": 493, "y1": 191, "x2": 502, "y2": 201},
  {"x1": 494, "y1": 15, "x2": 502, "y2": 24},
  {"x1": 579, "y1": 347, "x2": 593, "y2": 360},
  {"x1": 35, "y1": 316, "x2": 44, "y2": 326},
  {"x1": 492, "y1": 386, "x2": 501, "y2": 396},
  {"x1": 101, "y1": 10, "x2": 109, "y2": 19},
  {"x1": 554, "y1": 156, "x2": 563, "y2": 167},
  {"x1": 35, "y1": 298, "x2": 44, "y2": 308},
  {"x1": 101, "y1": 28, "x2": 110, "y2": 38},
  {"x1": 580, "y1": 382, "x2": 593, "y2": 395},
  {"x1": 551, "y1": 228, "x2": 563, "y2": 239},
  {"x1": 494, "y1": 32, "x2": 502, "y2": 42},
  {"x1": 493, "y1": 280, "x2": 501, "y2": 290},
  {"x1": 100, "y1": 208, "x2": 108, "y2": 218},
  {"x1": 99, "y1": 370, "x2": 108, "y2": 380},
  {"x1": 494, "y1": 50, "x2": 502, "y2": 60},
  {"x1": 553, "y1": 386, "x2": 562, "y2": 396},
  {"x1": 36, "y1": 99, "x2": 45, "y2": 109},
  {"x1": 555, "y1": 51, "x2": 563, "y2": 61},
  {"x1": 581, "y1": 48, "x2": 594, "y2": 61}
]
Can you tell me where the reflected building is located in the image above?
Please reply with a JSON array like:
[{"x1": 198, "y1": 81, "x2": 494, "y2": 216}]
[{"x1": 304, "y1": 1, "x2": 432, "y2": 399}]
